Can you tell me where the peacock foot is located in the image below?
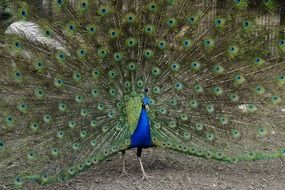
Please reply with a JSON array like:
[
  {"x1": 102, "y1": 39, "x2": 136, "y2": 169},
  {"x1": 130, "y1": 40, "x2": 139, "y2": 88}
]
[
  {"x1": 120, "y1": 169, "x2": 129, "y2": 178},
  {"x1": 141, "y1": 174, "x2": 154, "y2": 181}
]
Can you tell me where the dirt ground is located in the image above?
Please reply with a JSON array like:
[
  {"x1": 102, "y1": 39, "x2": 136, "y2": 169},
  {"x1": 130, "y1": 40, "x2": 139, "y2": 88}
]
[{"x1": 40, "y1": 148, "x2": 284, "y2": 190}]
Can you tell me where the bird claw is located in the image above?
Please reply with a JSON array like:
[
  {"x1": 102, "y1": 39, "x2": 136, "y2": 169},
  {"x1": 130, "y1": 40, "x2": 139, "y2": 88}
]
[
  {"x1": 141, "y1": 174, "x2": 154, "y2": 181},
  {"x1": 120, "y1": 170, "x2": 129, "y2": 178}
]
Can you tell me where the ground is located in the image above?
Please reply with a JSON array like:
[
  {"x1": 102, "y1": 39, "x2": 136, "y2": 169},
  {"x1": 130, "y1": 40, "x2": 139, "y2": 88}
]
[{"x1": 40, "y1": 148, "x2": 284, "y2": 190}]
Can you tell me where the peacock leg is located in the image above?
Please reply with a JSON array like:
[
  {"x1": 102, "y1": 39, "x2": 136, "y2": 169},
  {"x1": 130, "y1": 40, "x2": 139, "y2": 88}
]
[
  {"x1": 120, "y1": 150, "x2": 129, "y2": 177},
  {"x1": 137, "y1": 148, "x2": 152, "y2": 181}
]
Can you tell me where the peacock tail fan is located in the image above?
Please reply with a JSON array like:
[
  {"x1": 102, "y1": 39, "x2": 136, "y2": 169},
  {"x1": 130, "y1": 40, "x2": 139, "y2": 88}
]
[{"x1": 0, "y1": 0, "x2": 285, "y2": 188}]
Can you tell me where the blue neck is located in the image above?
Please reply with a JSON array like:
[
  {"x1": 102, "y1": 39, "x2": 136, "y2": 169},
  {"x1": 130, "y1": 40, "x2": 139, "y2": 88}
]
[{"x1": 130, "y1": 107, "x2": 152, "y2": 148}]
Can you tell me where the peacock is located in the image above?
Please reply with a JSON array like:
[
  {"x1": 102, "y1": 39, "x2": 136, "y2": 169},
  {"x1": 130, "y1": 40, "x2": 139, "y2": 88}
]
[{"x1": 0, "y1": 0, "x2": 285, "y2": 189}]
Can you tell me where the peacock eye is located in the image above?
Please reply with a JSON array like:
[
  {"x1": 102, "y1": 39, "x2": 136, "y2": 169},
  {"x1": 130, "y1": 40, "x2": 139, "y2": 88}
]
[
  {"x1": 15, "y1": 42, "x2": 21, "y2": 48},
  {"x1": 81, "y1": 2, "x2": 87, "y2": 8},
  {"x1": 21, "y1": 11, "x2": 27, "y2": 17},
  {"x1": 0, "y1": 141, "x2": 5, "y2": 147},
  {"x1": 98, "y1": 6, "x2": 109, "y2": 16}
]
